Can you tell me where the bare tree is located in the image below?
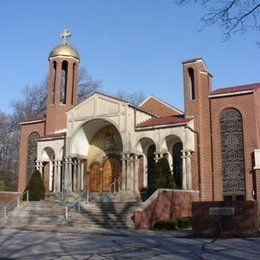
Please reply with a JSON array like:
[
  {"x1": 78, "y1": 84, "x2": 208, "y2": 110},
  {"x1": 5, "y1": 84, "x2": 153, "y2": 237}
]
[
  {"x1": 177, "y1": 0, "x2": 260, "y2": 39},
  {"x1": 77, "y1": 67, "x2": 101, "y2": 102},
  {"x1": 116, "y1": 90, "x2": 145, "y2": 106},
  {"x1": 11, "y1": 66, "x2": 101, "y2": 124},
  {"x1": 2, "y1": 66, "x2": 101, "y2": 190},
  {"x1": 0, "y1": 111, "x2": 18, "y2": 191}
]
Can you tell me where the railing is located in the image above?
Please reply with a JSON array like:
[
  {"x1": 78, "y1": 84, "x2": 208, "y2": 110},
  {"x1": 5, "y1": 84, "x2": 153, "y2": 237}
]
[
  {"x1": 0, "y1": 191, "x2": 29, "y2": 218},
  {"x1": 60, "y1": 182, "x2": 72, "y2": 200},
  {"x1": 64, "y1": 199, "x2": 81, "y2": 221},
  {"x1": 64, "y1": 190, "x2": 90, "y2": 221},
  {"x1": 110, "y1": 177, "x2": 122, "y2": 194}
]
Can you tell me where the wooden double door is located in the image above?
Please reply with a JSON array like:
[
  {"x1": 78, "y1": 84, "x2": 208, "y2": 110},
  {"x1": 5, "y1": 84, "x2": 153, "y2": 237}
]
[{"x1": 90, "y1": 157, "x2": 121, "y2": 192}]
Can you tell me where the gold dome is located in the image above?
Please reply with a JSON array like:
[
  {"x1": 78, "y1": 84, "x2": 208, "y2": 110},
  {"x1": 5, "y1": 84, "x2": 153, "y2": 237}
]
[{"x1": 49, "y1": 44, "x2": 80, "y2": 60}]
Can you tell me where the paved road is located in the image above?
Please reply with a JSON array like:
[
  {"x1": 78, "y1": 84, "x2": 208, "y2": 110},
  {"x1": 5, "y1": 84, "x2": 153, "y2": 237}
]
[{"x1": 0, "y1": 228, "x2": 259, "y2": 259}]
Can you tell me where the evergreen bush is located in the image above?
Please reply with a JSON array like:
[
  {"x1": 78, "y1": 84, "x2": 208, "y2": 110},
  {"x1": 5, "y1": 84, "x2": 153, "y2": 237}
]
[
  {"x1": 153, "y1": 217, "x2": 192, "y2": 230},
  {"x1": 178, "y1": 217, "x2": 192, "y2": 229},
  {"x1": 147, "y1": 157, "x2": 176, "y2": 197},
  {"x1": 153, "y1": 219, "x2": 179, "y2": 230},
  {"x1": 24, "y1": 170, "x2": 45, "y2": 201}
]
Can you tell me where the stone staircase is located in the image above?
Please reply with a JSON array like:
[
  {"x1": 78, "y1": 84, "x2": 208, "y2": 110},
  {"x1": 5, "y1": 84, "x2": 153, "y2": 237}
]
[{"x1": 0, "y1": 191, "x2": 141, "y2": 233}]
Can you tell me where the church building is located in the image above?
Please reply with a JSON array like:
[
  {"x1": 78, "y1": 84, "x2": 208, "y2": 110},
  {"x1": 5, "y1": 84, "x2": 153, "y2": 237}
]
[{"x1": 18, "y1": 31, "x2": 260, "y2": 205}]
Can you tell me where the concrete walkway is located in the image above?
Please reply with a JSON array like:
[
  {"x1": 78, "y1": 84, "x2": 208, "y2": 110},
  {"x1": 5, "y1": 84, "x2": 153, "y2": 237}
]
[{"x1": 0, "y1": 228, "x2": 259, "y2": 259}]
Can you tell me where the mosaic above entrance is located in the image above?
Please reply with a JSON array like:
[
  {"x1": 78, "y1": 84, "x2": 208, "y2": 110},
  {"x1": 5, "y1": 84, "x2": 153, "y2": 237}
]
[{"x1": 87, "y1": 125, "x2": 123, "y2": 164}]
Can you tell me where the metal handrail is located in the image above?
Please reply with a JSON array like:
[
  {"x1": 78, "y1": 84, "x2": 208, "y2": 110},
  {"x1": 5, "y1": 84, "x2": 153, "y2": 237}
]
[
  {"x1": 64, "y1": 190, "x2": 90, "y2": 221},
  {"x1": 110, "y1": 177, "x2": 121, "y2": 194},
  {"x1": 0, "y1": 191, "x2": 29, "y2": 218},
  {"x1": 60, "y1": 182, "x2": 72, "y2": 199}
]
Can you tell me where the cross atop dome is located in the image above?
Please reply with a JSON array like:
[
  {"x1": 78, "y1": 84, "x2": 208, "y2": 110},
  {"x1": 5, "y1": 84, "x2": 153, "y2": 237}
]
[{"x1": 61, "y1": 29, "x2": 71, "y2": 45}]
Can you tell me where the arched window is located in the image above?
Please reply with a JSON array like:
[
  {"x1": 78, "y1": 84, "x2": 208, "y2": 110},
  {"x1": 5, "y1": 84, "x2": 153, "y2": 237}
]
[
  {"x1": 147, "y1": 144, "x2": 156, "y2": 187},
  {"x1": 172, "y1": 142, "x2": 183, "y2": 188},
  {"x1": 60, "y1": 61, "x2": 68, "y2": 104},
  {"x1": 188, "y1": 68, "x2": 195, "y2": 100},
  {"x1": 71, "y1": 63, "x2": 76, "y2": 105},
  {"x1": 26, "y1": 132, "x2": 40, "y2": 182},
  {"x1": 220, "y1": 108, "x2": 245, "y2": 201},
  {"x1": 51, "y1": 61, "x2": 56, "y2": 104}
]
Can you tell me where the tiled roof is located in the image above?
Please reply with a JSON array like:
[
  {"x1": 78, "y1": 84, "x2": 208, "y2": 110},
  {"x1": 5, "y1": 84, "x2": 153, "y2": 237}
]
[
  {"x1": 137, "y1": 115, "x2": 191, "y2": 128},
  {"x1": 211, "y1": 83, "x2": 260, "y2": 96}
]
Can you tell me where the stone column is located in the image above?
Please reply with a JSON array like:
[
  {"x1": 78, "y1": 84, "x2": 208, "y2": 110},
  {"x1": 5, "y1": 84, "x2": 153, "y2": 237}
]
[
  {"x1": 81, "y1": 160, "x2": 84, "y2": 191},
  {"x1": 76, "y1": 159, "x2": 80, "y2": 191},
  {"x1": 53, "y1": 160, "x2": 58, "y2": 192},
  {"x1": 72, "y1": 159, "x2": 77, "y2": 192},
  {"x1": 134, "y1": 154, "x2": 139, "y2": 191},
  {"x1": 65, "y1": 157, "x2": 73, "y2": 191},
  {"x1": 54, "y1": 160, "x2": 62, "y2": 192},
  {"x1": 181, "y1": 149, "x2": 187, "y2": 190},
  {"x1": 126, "y1": 153, "x2": 132, "y2": 190},
  {"x1": 186, "y1": 149, "x2": 192, "y2": 190},
  {"x1": 121, "y1": 153, "x2": 127, "y2": 190},
  {"x1": 49, "y1": 160, "x2": 54, "y2": 192}
]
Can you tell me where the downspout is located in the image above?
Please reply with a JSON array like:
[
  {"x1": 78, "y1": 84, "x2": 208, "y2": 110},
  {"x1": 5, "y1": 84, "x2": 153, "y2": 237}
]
[{"x1": 209, "y1": 95, "x2": 215, "y2": 201}]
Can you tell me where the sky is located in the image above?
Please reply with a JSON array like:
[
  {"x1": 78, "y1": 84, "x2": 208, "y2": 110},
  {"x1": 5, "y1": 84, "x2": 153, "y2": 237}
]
[{"x1": 0, "y1": 0, "x2": 259, "y2": 114}]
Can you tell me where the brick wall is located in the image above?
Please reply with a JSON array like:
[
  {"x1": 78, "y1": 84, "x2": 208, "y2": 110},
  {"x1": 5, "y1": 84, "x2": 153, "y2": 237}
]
[
  {"x1": 140, "y1": 97, "x2": 181, "y2": 116},
  {"x1": 192, "y1": 201, "x2": 259, "y2": 236},
  {"x1": 0, "y1": 192, "x2": 20, "y2": 202},
  {"x1": 18, "y1": 120, "x2": 45, "y2": 192},
  {"x1": 135, "y1": 189, "x2": 199, "y2": 229},
  {"x1": 211, "y1": 94, "x2": 257, "y2": 201}
]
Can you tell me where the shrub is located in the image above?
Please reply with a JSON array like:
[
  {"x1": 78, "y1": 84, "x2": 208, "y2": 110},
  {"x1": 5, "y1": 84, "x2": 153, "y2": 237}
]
[
  {"x1": 153, "y1": 217, "x2": 192, "y2": 230},
  {"x1": 147, "y1": 157, "x2": 176, "y2": 197},
  {"x1": 24, "y1": 170, "x2": 45, "y2": 201},
  {"x1": 153, "y1": 219, "x2": 179, "y2": 230},
  {"x1": 0, "y1": 178, "x2": 6, "y2": 191},
  {"x1": 178, "y1": 217, "x2": 192, "y2": 229}
]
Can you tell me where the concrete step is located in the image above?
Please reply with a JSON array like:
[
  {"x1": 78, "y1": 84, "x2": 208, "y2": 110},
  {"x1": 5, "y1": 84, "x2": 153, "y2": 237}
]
[{"x1": 0, "y1": 192, "x2": 140, "y2": 232}]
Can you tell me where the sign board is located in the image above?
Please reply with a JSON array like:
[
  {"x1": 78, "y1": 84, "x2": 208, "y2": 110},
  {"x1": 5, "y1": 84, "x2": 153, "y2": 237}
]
[{"x1": 209, "y1": 207, "x2": 235, "y2": 216}]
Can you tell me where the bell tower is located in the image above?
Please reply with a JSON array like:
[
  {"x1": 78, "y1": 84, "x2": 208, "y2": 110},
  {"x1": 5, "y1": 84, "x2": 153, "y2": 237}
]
[{"x1": 46, "y1": 29, "x2": 80, "y2": 135}]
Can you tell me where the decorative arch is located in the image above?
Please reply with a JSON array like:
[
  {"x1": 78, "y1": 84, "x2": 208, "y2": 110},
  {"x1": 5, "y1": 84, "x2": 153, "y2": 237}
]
[
  {"x1": 70, "y1": 117, "x2": 122, "y2": 157},
  {"x1": 136, "y1": 137, "x2": 156, "y2": 188},
  {"x1": 220, "y1": 108, "x2": 245, "y2": 201},
  {"x1": 26, "y1": 132, "x2": 40, "y2": 182},
  {"x1": 162, "y1": 135, "x2": 183, "y2": 188},
  {"x1": 41, "y1": 147, "x2": 55, "y2": 192}
]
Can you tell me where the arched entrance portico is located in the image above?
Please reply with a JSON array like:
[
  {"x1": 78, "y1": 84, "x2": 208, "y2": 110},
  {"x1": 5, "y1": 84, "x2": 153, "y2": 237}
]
[{"x1": 70, "y1": 119, "x2": 123, "y2": 193}]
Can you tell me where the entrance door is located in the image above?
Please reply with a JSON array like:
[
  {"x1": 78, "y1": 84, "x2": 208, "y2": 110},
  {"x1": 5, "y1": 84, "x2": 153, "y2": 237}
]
[
  {"x1": 90, "y1": 163, "x2": 100, "y2": 192},
  {"x1": 102, "y1": 157, "x2": 121, "y2": 192}
]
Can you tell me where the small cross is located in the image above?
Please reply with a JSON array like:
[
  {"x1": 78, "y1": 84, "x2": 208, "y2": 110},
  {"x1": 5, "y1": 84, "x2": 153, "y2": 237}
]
[{"x1": 61, "y1": 29, "x2": 71, "y2": 45}]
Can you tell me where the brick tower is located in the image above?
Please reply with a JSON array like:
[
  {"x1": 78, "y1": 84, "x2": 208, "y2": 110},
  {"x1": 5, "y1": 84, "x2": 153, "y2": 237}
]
[
  {"x1": 46, "y1": 29, "x2": 80, "y2": 135},
  {"x1": 183, "y1": 58, "x2": 213, "y2": 201}
]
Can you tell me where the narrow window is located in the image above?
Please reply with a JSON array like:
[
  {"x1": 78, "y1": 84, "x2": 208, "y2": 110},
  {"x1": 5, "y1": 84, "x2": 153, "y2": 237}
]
[
  {"x1": 60, "y1": 61, "x2": 68, "y2": 104},
  {"x1": 188, "y1": 68, "x2": 195, "y2": 100},
  {"x1": 51, "y1": 61, "x2": 56, "y2": 104},
  {"x1": 71, "y1": 63, "x2": 76, "y2": 105}
]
